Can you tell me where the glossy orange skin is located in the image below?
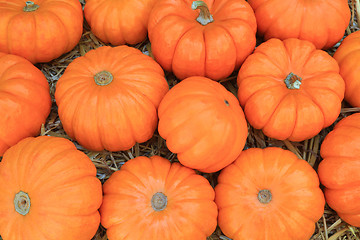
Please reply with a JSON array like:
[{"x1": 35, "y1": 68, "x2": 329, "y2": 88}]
[
  {"x1": 55, "y1": 46, "x2": 169, "y2": 152},
  {"x1": 0, "y1": 136, "x2": 103, "y2": 240},
  {"x1": 148, "y1": 0, "x2": 257, "y2": 80},
  {"x1": 237, "y1": 38, "x2": 345, "y2": 142},
  {"x1": 248, "y1": 0, "x2": 350, "y2": 49},
  {"x1": 333, "y1": 31, "x2": 360, "y2": 107},
  {"x1": 215, "y1": 147, "x2": 325, "y2": 240},
  {"x1": 0, "y1": 52, "x2": 51, "y2": 156},
  {"x1": 84, "y1": 0, "x2": 157, "y2": 45},
  {"x1": 318, "y1": 113, "x2": 360, "y2": 227},
  {"x1": 158, "y1": 76, "x2": 248, "y2": 173},
  {"x1": 100, "y1": 155, "x2": 218, "y2": 240},
  {"x1": 0, "y1": 0, "x2": 83, "y2": 63}
]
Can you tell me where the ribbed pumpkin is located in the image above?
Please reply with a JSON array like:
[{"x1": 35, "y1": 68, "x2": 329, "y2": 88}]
[
  {"x1": 0, "y1": 52, "x2": 51, "y2": 156},
  {"x1": 318, "y1": 113, "x2": 360, "y2": 227},
  {"x1": 0, "y1": 0, "x2": 83, "y2": 63},
  {"x1": 158, "y1": 76, "x2": 248, "y2": 173},
  {"x1": 55, "y1": 46, "x2": 169, "y2": 152},
  {"x1": 100, "y1": 155, "x2": 218, "y2": 240},
  {"x1": 0, "y1": 136, "x2": 103, "y2": 239},
  {"x1": 215, "y1": 147, "x2": 325, "y2": 240}
]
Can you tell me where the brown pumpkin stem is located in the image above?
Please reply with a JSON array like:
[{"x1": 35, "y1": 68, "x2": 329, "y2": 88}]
[
  {"x1": 151, "y1": 192, "x2": 167, "y2": 211},
  {"x1": 258, "y1": 189, "x2": 272, "y2": 204},
  {"x1": 14, "y1": 191, "x2": 31, "y2": 216},
  {"x1": 94, "y1": 71, "x2": 113, "y2": 86},
  {"x1": 23, "y1": 1, "x2": 39, "y2": 12},
  {"x1": 191, "y1": 1, "x2": 214, "y2": 26},
  {"x1": 284, "y1": 72, "x2": 302, "y2": 89}
]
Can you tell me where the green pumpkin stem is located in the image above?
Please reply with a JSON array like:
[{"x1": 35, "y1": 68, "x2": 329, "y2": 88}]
[
  {"x1": 14, "y1": 191, "x2": 31, "y2": 216},
  {"x1": 258, "y1": 189, "x2": 272, "y2": 204},
  {"x1": 284, "y1": 72, "x2": 302, "y2": 89},
  {"x1": 191, "y1": 1, "x2": 214, "y2": 26},
  {"x1": 151, "y1": 192, "x2": 168, "y2": 211},
  {"x1": 94, "y1": 71, "x2": 113, "y2": 86},
  {"x1": 23, "y1": 1, "x2": 39, "y2": 12}
]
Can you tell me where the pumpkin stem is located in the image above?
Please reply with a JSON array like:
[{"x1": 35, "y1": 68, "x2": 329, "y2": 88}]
[
  {"x1": 284, "y1": 72, "x2": 302, "y2": 89},
  {"x1": 94, "y1": 71, "x2": 113, "y2": 86},
  {"x1": 258, "y1": 189, "x2": 272, "y2": 204},
  {"x1": 23, "y1": 1, "x2": 39, "y2": 12},
  {"x1": 14, "y1": 191, "x2": 31, "y2": 216},
  {"x1": 191, "y1": 1, "x2": 214, "y2": 26},
  {"x1": 151, "y1": 192, "x2": 167, "y2": 211}
]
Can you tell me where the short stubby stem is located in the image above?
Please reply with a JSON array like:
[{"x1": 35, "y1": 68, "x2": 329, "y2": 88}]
[
  {"x1": 284, "y1": 72, "x2": 302, "y2": 90},
  {"x1": 151, "y1": 192, "x2": 168, "y2": 211},
  {"x1": 258, "y1": 189, "x2": 272, "y2": 204},
  {"x1": 14, "y1": 191, "x2": 31, "y2": 216},
  {"x1": 23, "y1": 1, "x2": 40, "y2": 12},
  {"x1": 94, "y1": 70, "x2": 113, "y2": 86},
  {"x1": 191, "y1": 1, "x2": 214, "y2": 26}
]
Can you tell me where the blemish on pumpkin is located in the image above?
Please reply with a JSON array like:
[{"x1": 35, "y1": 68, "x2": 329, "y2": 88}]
[
  {"x1": 258, "y1": 189, "x2": 272, "y2": 204},
  {"x1": 94, "y1": 70, "x2": 113, "y2": 86},
  {"x1": 151, "y1": 192, "x2": 167, "y2": 211},
  {"x1": 224, "y1": 100, "x2": 229, "y2": 106},
  {"x1": 14, "y1": 191, "x2": 31, "y2": 216},
  {"x1": 23, "y1": 1, "x2": 39, "y2": 12}
]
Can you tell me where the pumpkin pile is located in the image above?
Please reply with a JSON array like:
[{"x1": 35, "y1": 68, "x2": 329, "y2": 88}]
[{"x1": 0, "y1": 0, "x2": 359, "y2": 239}]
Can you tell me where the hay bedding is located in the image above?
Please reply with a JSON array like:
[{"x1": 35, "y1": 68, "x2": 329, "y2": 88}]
[{"x1": 1, "y1": 0, "x2": 360, "y2": 239}]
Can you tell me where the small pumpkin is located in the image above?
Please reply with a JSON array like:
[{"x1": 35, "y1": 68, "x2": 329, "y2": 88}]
[
  {"x1": 158, "y1": 76, "x2": 248, "y2": 173},
  {"x1": 215, "y1": 147, "x2": 325, "y2": 240},
  {"x1": 0, "y1": 52, "x2": 51, "y2": 156},
  {"x1": 237, "y1": 38, "x2": 345, "y2": 142},
  {"x1": 100, "y1": 155, "x2": 218, "y2": 239},
  {"x1": 318, "y1": 113, "x2": 360, "y2": 227},
  {"x1": 148, "y1": 0, "x2": 257, "y2": 80},
  {"x1": 248, "y1": 0, "x2": 350, "y2": 49},
  {"x1": 0, "y1": 0, "x2": 83, "y2": 63},
  {"x1": 0, "y1": 136, "x2": 103, "y2": 239},
  {"x1": 333, "y1": 30, "x2": 360, "y2": 107},
  {"x1": 55, "y1": 45, "x2": 169, "y2": 152}
]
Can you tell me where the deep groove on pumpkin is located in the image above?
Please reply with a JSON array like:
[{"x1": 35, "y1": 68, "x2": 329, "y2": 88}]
[
  {"x1": 258, "y1": 189, "x2": 272, "y2": 204},
  {"x1": 151, "y1": 192, "x2": 167, "y2": 211},
  {"x1": 23, "y1": 1, "x2": 39, "y2": 12},
  {"x1": 14, "y1": 191, "x2": 31, "y2": 216}
]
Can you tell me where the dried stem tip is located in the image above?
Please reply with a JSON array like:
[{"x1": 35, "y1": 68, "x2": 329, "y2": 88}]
[
  {"x1": 284, "y1": 72, "x2": 302, "y2": 89},
  {"x1": 94, "y1": 71, "x2": 113, "y2": 86},
  {"x1": 14, "y1": 191, "x2": 31, "y2": 216},
  {"x1": 258, "y1": 189, "x2": 272, "y2": 204},
  {"x1": 23, "y1": 1, "x2": 39, "y2": 12},
  {"x1": 192, "y1": 1, "x2": 214, "y2": 25},
  {"x1": 151, "y1": 192, "x2": 168, "y2": 211}
]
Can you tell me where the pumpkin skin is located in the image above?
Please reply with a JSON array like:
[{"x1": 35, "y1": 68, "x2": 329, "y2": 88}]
[
  {"x1": 158, "y1": 76, "x2": 248, "y2": 173},
  {"x1": 237, "y1": 38, "x2": 345, "y2": 142},
  {"x1": 0, "y1": 52, "x2": 51, "y2": 156},
  {"x1": 100, "y1": 155, "x2": 218, "y2": 240},
  {"x1": 318, "y1": 113, "x2": 360, "y2": 227},
  {"x1": 0, "y1": 0, "x2": 83, "y2": 63},
  {"x1": 84, "y1": 0, "x2": 157, "y2": 45},
  {"x1": 148, "y1": 0, "x2": 257, "y2": 80},
  {"x1": 333, "y1": 31, "x2": 360, "y2": 107},
  {"x1": 248, "y1": 0, "x2": 350, "y2": 49},
  {"x1": 215, "y1": 147, "x2": 325, "y2": 240},
  {"x1": 0, "y1": 136, "x2": 103, "y2": 240},
  {"x1": 55, "y1": 46, "x2": 169, "y2": 152}
]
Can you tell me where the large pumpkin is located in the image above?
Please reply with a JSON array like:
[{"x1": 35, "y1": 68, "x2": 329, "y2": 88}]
[
  {"x1": 55, "y1": 45, "x2": 169, "y2": 152},
  {"x1": 100, "y1": 155, "x2": 218, "y2": 239},
  {"x1": 237, "y1": 38, "x2": 345, "y2": 142},
  {"x1": 333, "y1": 30, "x2": 360, "y2": 107},
  {"x1": 148, "y1": 0, "x2": 257, "y2": 80},
  {"x1": 248, "y1": 0, "x2": 350, "y2": 49},
  {"x1": 0, "y1": 136, "x2": 103, "y2": 239},
  {"x1": 158, "y1": 76, "x2": 248, "y2": 173},
  {"x1": 318, "y1": 113, "x2": 360, "y2": 227},
  {"x1": 0, "y1": 0, "x2": 83, "y2": 63},
  {"x1": 0, "y1": 52, "x2": 51, "y2": 156},
  {"x1": 215, "y1": 147, "x2": 325, "y2": 240}
]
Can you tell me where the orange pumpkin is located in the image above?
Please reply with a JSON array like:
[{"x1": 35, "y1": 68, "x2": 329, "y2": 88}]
[
  {"x1": 248, "y1": 0, "x2": 350, "y2": 49},
  {"x1": 0, "y1": 136, "x2": 103, "y2": 239},
  {"x1": 148, "y1": 0, "x2": 257, "y2": 80},
  {"x1": 100, "y1": 155, "x2": 218, "y2": 240},
  {"x1": 333, "y1": 30, "x2": 360, "y2": 107},
  {"x1": 215, "y1": 147, "x2": 325, "y2": 240},
  {"x1": 158, "y1": 76, "x2": 248, "y2": 173},
  {"x1": 237, "y1": 38, "x2": 345, "y2": 142},
  {"x1": 0, "y1": 0, "x2": 83, "y2": 63},
  {"x1": 55, "y1": 46, "x2": 169, "y2": 152},
  {"x1": 84, "y1": 0, "x2": 157, "y2": 45},
  {"x1": 318, "y1": 113, "x2": 360, "y2": 227},
  {"x1": 0, "y1": 52, "x2": 51, "y2": 156}
]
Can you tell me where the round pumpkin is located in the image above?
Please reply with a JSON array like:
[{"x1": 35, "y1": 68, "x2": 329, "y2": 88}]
[
  {"x1": 55, "y1": 45, "x2": 169, "y2": 152},
  {"x1": 248, "y1": 0, "x2": 350, "y2": 49},
  {"x1": 84, "y1": 0, "x2": 157, "y2": 45},
  {"x1": 318, "y1": 113, "x2": 360, "y2": 227},
  {"x1": 100, "y1": 155, "x2": 218, "y2": 239},
  {"x1": 215, "y1": 147, "x2": 325, "y2": 240},
  {"x1": 158, "y1": 76, "x2": 248, "y2": 173},
  {"x1": 148, "y1": 0, "x2": 257, "y2": 80},
  {"x1": 333, "y1": 30, "x2": 360, "y2": 107},
  {"x1": 0, "y1": 52, "x2": 51, "y2": 156},
  {"x1": 0, "y1": 136, "x2": 102, "y2": 239},
  {"x1": 0, "y1": 0, "x2": 83, "y2": 63},
  {"x1": 237, "y1": 38, "x2": 345, "y2": 142}
]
